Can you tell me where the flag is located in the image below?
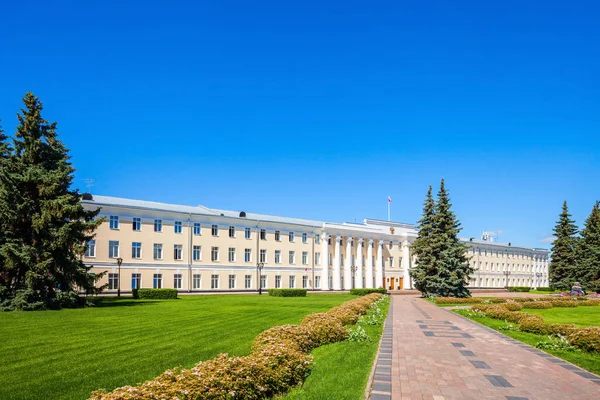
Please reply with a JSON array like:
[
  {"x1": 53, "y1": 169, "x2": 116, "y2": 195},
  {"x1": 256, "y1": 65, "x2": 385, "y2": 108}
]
[{"x1": 388, "y1": 196, "x2": 392, "y2": 203}]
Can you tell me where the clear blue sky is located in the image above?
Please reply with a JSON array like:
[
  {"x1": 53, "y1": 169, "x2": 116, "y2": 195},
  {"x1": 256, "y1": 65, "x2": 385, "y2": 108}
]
[{"x1": 1, "y1": 0, "x2": 598, "y2": 249}]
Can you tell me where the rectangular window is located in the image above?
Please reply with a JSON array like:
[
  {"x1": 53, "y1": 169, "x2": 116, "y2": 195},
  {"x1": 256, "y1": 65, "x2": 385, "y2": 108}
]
[
  {"x1": 131, "y1": 242, "x2": 142, "y2": 259},
  {"x1": 153, "y1": 273, "x2": 162, "y2": 289},
  {"x1": 329, "y1": 253, "x2": 332, "y2": 266},
  {"x1": 275, "y1": 250, "x2": 281, "y2": 264},
  {"x1": 302, "y1": 233, "x2": 307, "y2": 243},
  {"x1": 244, "y1": 228, "x2": 251, "y2": 239},
  {"x1": 328, "y1": 237, "x2": 331, "y2": 245},
  {"x1": 229, "y1": 274, "x2": 236, "y2": 289},
  {"x1": 193, "y1": 245, "x2": 201, "y2": 261},
  {"x1": 289, "y1": 232, "x2": 294, "y2": 242},
  {"x1": 110, "y1": 215, "x2": 119, "y2": 229},
  {"x1": 389, "y1": 241, "x2": 393, "y2": 249},
  {"x1": 174, "y1": 244, "x2": 183, "y2": 260},
  {"x1": 315, "y1": 252, "x2": 321, "y2": 265},
  {"x1": 245, "y1": 274, "x2": 252, "y2": 289},
  {"x1": 132, "y1": 217, "x2": 141, "y2": 231},
  {"x1": 211, "y1": 274, "x2": 219, "y2": 289},
  {"x1": 211, "y1": 225, "x2": 219, "y2": 236},
  {"x1": 260, "y1": 274, "x2": 267, "y2": 289},
  {"x1": 174, "y1": 221, "x2": 182, "y2": 234},
  {"x1": 108, "y1": 273, "x2": 119, "y2": 290},
  {"x1": 228, "y1": 247, "x2": 236, "y2": 262},
  {"x1": 340, "y1": 254, "x2": 344, "y2": 266},
  {"x1": 153, "y1": 243, "x2": 163, "y2": 260},
  {"x1": 154, "y1": 219, "x2": 162, "y2": 232},
  {"x1": 289, "y1": 251, "x2": 295, "y2": 264},
  {"x1": 289, "y1": 275, "x2": 295, "y2": 288},
  {"x1": 174, "y1": 274, "x2": 182, "y2": 289},
  {"x1": 275, "y1": 230, "x2": 280, "y2": 241},
  {"x1": 315, "y1": 235, "x2": 320, "y2": 244},
  {"x1": 275, "y1": 275, "x2": 282, "y2": 288},
  {"x1": 351, "y1": 239, "x2": 354, "y2": 247},
  {"x1": 244, "y1": 248, "x2": 252, "y2": 263},
  {"x1": 260, "y1": 249, "x2": 266, "y2": 263},
  {"x1": 229, "y1": 226, "x2": 235, "y2": 238},
  {"x1": 194, "y1": 223, "x2": 201, "y2": 235},
  {"x1": 193, "y1": 274, "x2": 201, "y2": 289},
  {"x1": 302, "y1": 275, "x2": 308, "y2": 289},
  {"x1": 302, "y1": 251, "x2": 308, "y2": 265},
  {"x1": 85, "y1": 240, "x2": 96, "y2": 258},
  {"x1": 131, "y1": 273, "x2": 141, "y2": 289},
  {"x1": 315, "y1": 276, "x2": 321, "y2": 289},
  {"x1": 260, "y1": 229, "x2": 266, "y2": 240},
  {"x1": 109, "y1": 241, "x2": 119, "y2": 258},
  {"x1": 211, "y1": 247, "x2": 219, "y2": 262}
]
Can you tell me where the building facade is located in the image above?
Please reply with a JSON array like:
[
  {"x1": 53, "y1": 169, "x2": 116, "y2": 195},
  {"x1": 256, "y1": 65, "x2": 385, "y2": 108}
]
[{"x1": 82, "y1": 196, "x2": 549, "y2": 293}]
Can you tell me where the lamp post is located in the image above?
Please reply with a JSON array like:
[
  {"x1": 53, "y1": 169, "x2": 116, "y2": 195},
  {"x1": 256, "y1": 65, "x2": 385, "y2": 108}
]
[
  {"x1": 256, "y1": 262, "x2": 264, "y2": 295},
  {"x1": 116, "y1": 257, "x2": 123, "y2": 297},
  {"x1": 350, "y1": 265, "x2": 357, "y2": 289},
  {"x1": 503, "y1": 270, "x2": 511, "y2": 288}
]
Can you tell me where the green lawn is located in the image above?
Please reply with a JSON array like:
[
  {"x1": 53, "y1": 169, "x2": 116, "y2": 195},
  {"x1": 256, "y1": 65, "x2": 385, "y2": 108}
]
[
  {"x1": 0, "y1": 293, "x2": 354, "y2": 400},
  {"x1": 282, "y1": 296, "x2": 390, "y2": 400},
  {"x1": 525, "y1": 306, "x2": 600, "y2": 327}
]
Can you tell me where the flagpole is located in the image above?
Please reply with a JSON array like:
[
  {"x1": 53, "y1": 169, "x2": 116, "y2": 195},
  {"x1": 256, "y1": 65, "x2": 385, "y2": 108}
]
[{"x1": 388, "y1": 200, "x2": 390, "y2": 221}]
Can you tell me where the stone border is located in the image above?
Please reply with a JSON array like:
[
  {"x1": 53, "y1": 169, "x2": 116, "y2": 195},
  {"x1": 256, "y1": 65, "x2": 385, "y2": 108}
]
[{"x1": 366, "y1": 298, "x2": 394, "y2": 400}]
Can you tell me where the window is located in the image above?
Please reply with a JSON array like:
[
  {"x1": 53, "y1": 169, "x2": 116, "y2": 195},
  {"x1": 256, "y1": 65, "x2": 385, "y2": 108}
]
[
  {"x1": 174, "y1": 274, "x2": 182, "y2": 289},
  {"x1": 154, "y1": 219, "x2": 162, "y2": 232},
  {"x1": 275, "y1": 275, "x2": 282, "y2": 288},
  {"x1": 244, "y1": 248, "x2": 252, "y2": 262},
  {"x1": 229, "y1": 226, "x2": 235, "y2": 238},
  {"x1": 174, "y1": 221, "x2": 182, "y2": 234},
  {"x1": 228, "y1": 247, "x2": 236, "y2": 262},
  {"x1": 174, "y1": 244, "x2": 183, "y2": 260},
  {"x1": 328, "y1": 237, "x2": 332, "y2": 245},
  {"x1": 289, "y1": 251, "x2": 295, "y2": 264},
  {"x1": 211, "y1": 247, "x2": 219, "y2": 262},
  {"x1": 315, "y1": 235, "x2": 320, "y2": 244},
  {"x1": 389, "y1": 241, "x2": 393, "y2": 249},
  {"x1": 131, "y1": 273, "x2": 141, "y2": 289},
  {"x1": 329, "y1": 276, "x2": 333, "y2": 289},
  {"x1": 109, "y1": 241, "x2": 119, "y2": 258},
  {"x1": 110, "y1": 215, "x2": 119, "y2": 229},
  {"x1": 211, "y1": 274, "x2": 219, "y2": 289},
  {"x1": 133, "y1": 217, "x2": 141, "y2": 231},
  {"x1": 340, "y1": 254, "x2": 344, "y2": 266},
  {"x1": 275, "y1": 250, "x2": 281, "y2": 264},
  {"x1": 131, "y1": 242, "x2": 142, "y2": 259},
  {"x1": 244, "y1": 228, "x2": 251, "y2": 239},
  {"x1": 302, "y1": 251, "x2": 308, "y2": 265},
  {"x1": 302, "y1": 233, "x2": 307, "y2": 243},
  {"x1": 289, "y1": 275, "x2": 295, "y2": 288},
  {"x1": 153, "y1": 274, "x2": 162, "y2": 289},
  {"x1": 260, "y1": 274, "x2": 267, "y2": 289},
  {"x1": 289, "y1": 232, "x2": 294, "y2": 242},
  {"x1": 245, "y1": 275, "x2": 252, "y2": 289},
  {"x1": 108, "y1": 273, "x2": 119, "y2": 290},
  {"x1": 193, "y1": 245, "x2": 201, "y2": 261},
  {"x1": 194, "y1": 223, "x2": 201, "y2": 235},
  {"x1": 315, "y1": 252, "x2": 321, "y2": 265},
  {"x1": 351, "y1": 239, "x2": 354, "y2": 247},
  {"x1": 193, "y1": 274, "x2": 201, "y2": 289},
  {"x1": 260, "y1": 229, "x2": 266, "y2": 240},
  {"x1": 85, "y1": 240, "x2": 96, "y2": 258},
  {"x1": 260, "y1": 249, "x2": 266, "y2": 263},
  {"x1": 153, "y1": 243, "x2": 163, "y2": 260},
  {"x1": 229, "y1": 274, "x2": 236, "y2": 289},
  {"x1": 302, "y1": 275, "x2": 308, "y2": 288},
  {"x1": 328, "y1": 253, "x2": 332, "y2": 266},
  {"x1": 389, "y1": 257, "x2": 394, "y2": 268},
  {"x1": 211, "y1": 225, "x2": 219, "y2": 236},
  {"x1": 275, "y1": 230, "x2": 280, "y2": 241},
  {"x1": 315, "y1": 276, "x2": 320, "y2": 289}
]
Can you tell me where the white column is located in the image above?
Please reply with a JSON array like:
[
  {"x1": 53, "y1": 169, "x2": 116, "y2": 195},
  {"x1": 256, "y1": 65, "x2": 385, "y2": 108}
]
[
  {"x1": 366, "y1": 239, "x2": 374, "y2": 288},
  {"x1": 376, "y1": 240, "x2": 384, "y2": 288},
  {"x1": 344, "y1": 236, "x2": 352, "y2": 290},
  {"x1": 402, "y1": 239, "x2": 411, "y2": 289},
  {"x1": 320, "y1": 232, "x2": 329, "y2": 291},
  {"x1": 333, "y1": 236, "x2": 341, "y2": 290},
  {"x1": 356, "y1": 238, "x2": 364, "y2": 289}
]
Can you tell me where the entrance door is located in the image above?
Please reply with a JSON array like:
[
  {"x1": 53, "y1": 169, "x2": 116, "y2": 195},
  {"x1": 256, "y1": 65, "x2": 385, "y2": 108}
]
[{"x1": 398, "y1": 277, "x2": 404, "y2": 290}]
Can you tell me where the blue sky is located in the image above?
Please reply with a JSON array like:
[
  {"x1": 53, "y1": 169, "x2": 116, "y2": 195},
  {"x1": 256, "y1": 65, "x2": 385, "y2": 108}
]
[{"x1": 1, "y1": 0, "x2": 598, "y2": 249}]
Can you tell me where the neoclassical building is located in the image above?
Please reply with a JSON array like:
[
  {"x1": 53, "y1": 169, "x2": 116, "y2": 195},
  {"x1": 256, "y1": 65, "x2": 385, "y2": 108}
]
[{"x1": 82, "y1": 196, "x2": 549, "y2": 293}]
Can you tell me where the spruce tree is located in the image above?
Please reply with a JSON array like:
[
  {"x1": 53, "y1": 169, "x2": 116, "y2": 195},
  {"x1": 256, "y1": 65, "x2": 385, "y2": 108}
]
[
  {"x1": 549, "y1": 201, "x2": 579, "y2": 291},
  {"x1": 575, "y1": 201, "x2": 600, "y2": 290},
  {"x1": 0, "y1": 93, "x2": 102, "y2": 310},
  {"x1": 410, "y1": 186, "x2": 436, "y2": 293}
]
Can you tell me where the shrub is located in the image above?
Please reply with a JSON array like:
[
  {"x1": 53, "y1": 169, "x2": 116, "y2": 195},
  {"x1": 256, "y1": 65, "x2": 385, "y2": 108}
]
[
  {"x1": 522, "y1": 301, "x2": 553, "y2": 309},
  {"x1": 549, "y1": 300, "x2": 579, "y2": 308},
  {"x1": 301, "y1": 312, "x2": 349, "y2": 346},
  {"x1": 253, "y1": 324, "x2": 314, "y2": 353},
  {"x1": 470, "y1": 304, "x2": 494, "y2": 312},
  {"x1": 546, "y1": 324, "x2": 578, "y2": 337},
  {"x1": 579, "y1": 299, "x2": 600, "y2": 306},
  {"x1": 508, "y1": 286, "x2": 531, "y2": 292},
  {"x1": 502, "y1": 302, "x2": 523, "y2": 311},
  {"x1": 435, "y1": 297, "x2": 483, "y2": 304},
  {"x1": 132, "y1": 288, "x2": 178, "y2": 299},
  {"x1": 350, "y1": 288, "x2": 387, "y2": 296},
  {"x1": 568, "y1": 327, "x2": 600, "y2": 353},
  {"x1": 267, "y1": 289, "x2": 307, "y2": 297},
  {"x1": 519, "y1": 316, "x2": 547, "y2": 334},
  {"x1": 535, "y1": 287, "x2": 553, "y2": 292},
  {"x1": 488, "y1": 297, "x2": 508, "y2": 304}
]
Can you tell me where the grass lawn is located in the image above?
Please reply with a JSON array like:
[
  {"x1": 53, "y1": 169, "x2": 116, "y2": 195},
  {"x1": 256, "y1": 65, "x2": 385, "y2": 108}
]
[
  {"x1": 524, "y1": 306, "x2": 600, "y2": 327},
  {"x1": 454, "y1": 309, "x2": 600, "y2": 375},
  {"x1": 0, "y1": 293, "x2": 354, "y2": 400},
  {"x1": 282, "y1": 296, "x2": 390, "y2": 400},
  {"x1": 529, "y1": 290, "x2": 558, "y2": 294}
]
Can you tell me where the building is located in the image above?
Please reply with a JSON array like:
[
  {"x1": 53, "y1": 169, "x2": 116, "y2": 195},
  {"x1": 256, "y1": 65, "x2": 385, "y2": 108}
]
[{"x1": 81, "y1": 195, "x2": 549, "y2": 293}]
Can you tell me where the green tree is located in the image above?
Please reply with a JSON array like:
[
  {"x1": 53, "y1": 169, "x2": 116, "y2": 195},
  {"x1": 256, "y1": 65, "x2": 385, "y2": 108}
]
[
  {"x1": 0, "y1": 93, "x2": 102, "y2": 310},
  {"x1": 410, "y1": 185, "x2": 436, "y2": 293},
  {"x1": 549, "y1": 201, "x2": 579, "y2": 291},
  {"x1": 575, "y1": 201, "x2": 600, "y2": 290}
]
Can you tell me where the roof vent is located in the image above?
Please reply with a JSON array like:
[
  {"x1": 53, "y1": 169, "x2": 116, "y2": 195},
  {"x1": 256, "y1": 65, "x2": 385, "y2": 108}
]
[
  {"x1": 82, "y1": 193, "x2": 93, "y2": 201},
  {"x1": 239, "y1": 211, "x2": 247, "y2": 218}
]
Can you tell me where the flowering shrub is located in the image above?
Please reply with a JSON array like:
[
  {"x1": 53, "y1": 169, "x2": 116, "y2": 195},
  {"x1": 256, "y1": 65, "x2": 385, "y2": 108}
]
[
  {"x1": 522, "y1": 301, "x2": 553, "y2": 309},
  {"x1": 434, "y1": 297, "x2": 483, "y2": 304},
  {"x1": 549, "y1": 300, "x2": 579, "y2": 308},
  {"x1": 546, "y1": 323, "x2": 578, "y2": 337},
  {"x1": 578, "y1": 299, "x2": 600, "y2": 306},
  {"x1": 253, "y1": 324, "x2": 314, "y2": 353},
  {"x1": 502, "y1": 302, "x2": 523, "y2": 311},
  {"x1": 518, "y1": 315, "x2": 547, "y2": 334},
  {"x1": 568, "y1": 327, "x2": 600, "y2": 353}
]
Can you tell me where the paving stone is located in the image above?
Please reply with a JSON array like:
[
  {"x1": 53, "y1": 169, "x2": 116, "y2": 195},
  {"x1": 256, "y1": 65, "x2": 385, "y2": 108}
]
[
  {"x1": 485, "y1": 375, "x2": 513, "y2": 388},
  {"x1": 370, "y1": 393, "x2": 391, "y2": 400},
  {"x1": 470, "y1": 360, "x2": 491, "y2": 369},
  {"x1": 372, "y1": 381, "x2": 391, "y2": 392},
  {"x1": 505, "y1": 397, "x2": 529, "y2": 400},
  {"x1": 459, "y1": 350, "x2": 476, "y2": 357},
  {"x1": 377, "y1": 359, "x2": 391, "y2": 366},
  {"x1": 560, "y1": 364, "x2": 582, "y2": 371},
  {"x1": 451, "y1": 342, "x2": 466, "y2": 348},
  {"x1": 378, "y1": 353, "x2": 392, "y2": 359},
  {"x1": 592, "y1": 380, "x2": 600, "y2": 386},
  {"x1": 374, "y1": 373, "x2": 391, "y2": 382},
  {"x1": 574, "y1": 371, "x2": 598, "y2": 379}
]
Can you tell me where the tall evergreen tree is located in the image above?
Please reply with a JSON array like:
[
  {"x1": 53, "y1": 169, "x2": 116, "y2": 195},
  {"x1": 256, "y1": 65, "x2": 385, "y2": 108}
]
[
  {"x1": 549, "y1": 201, "x2": 579, "y2": 291},
  {"x1": 0, "y1": 93, "x2": 102, "y2": 310},
  {"x1": 575, "y1": 201, "x2": 600, "y2": 290},
  {"x1": 410, "y1": 186, "x2": 436, "y2": 293}
]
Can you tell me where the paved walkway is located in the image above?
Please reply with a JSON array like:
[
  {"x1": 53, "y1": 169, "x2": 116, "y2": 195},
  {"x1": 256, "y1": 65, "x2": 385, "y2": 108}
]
[{"x1": 370, "y1": 296, "x2": 600, "y2": 400}]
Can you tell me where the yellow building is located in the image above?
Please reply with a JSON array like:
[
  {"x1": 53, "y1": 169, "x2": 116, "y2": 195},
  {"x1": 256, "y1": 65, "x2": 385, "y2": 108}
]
[{"x1": 82, "y1": 196, "x2": 549, "y2": 293}]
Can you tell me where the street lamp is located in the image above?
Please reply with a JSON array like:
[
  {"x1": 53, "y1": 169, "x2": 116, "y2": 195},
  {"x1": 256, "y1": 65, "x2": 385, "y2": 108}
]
[
  {"x1": 350, "y1": 265, "x2": 357, "y2": 289},
  {"x1": 256, "y1": 262, "x2": 264, "y2": 295},
  {"x1": 503, "y1": 270, "x2": 511, "y2": 288},
  {"x1": 116, "y1": 257, "x2": 123, "y2": 297}
]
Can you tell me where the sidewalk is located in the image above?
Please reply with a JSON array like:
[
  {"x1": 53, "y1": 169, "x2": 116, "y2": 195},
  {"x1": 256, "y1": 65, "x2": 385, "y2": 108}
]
[{"x1": 382, "y1": 296, "x2": 600, "y2": 400}]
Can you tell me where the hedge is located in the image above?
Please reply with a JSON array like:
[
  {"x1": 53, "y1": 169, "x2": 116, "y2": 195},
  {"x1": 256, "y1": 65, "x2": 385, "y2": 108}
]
[
  {"x1": 434, "y1": 297, "x2": 483, "y2": 304},
  {"x1": 132, "y1": 288, "x2": 178, "y2": 299},
  {"x1": 350, "y1": 288, "x2": 387, "y2": 296},
  {"x1": 267, "y1": 289, "x2": 307, "y2": 297},
  {"x1": 535, "y1": 287, "x2": 553, "y2": 292},
  {"x1": 507, "y1": 286, "x2": 530, "y2": 292}
]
